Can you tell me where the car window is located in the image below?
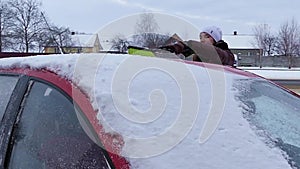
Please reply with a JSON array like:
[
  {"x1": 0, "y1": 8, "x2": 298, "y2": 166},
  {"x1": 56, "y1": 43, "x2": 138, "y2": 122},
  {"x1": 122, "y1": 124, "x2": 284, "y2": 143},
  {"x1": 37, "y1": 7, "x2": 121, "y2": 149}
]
[
  {"x1": 235, "y1": 79, "x2": 300, "y2": 168},
  {"x1": 0, "y1": 75, "x2": 18, "y2": 121},
  {"x1": 8, "y1": 81, "x2": 110, "y2": 169}
]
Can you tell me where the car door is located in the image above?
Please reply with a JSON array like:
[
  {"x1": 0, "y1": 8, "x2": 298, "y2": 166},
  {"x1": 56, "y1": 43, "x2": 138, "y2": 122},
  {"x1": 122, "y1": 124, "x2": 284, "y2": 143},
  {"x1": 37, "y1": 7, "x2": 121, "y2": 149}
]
[{"x1": 0, "y1": 70, "x2": 126, "y2": 169}]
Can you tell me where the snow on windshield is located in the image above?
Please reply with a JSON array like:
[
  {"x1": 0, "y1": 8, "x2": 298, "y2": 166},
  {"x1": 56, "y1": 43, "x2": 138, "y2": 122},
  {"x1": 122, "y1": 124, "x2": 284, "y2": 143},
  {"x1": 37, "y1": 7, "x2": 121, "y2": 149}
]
[{"x1": 0, "y1": 54, "x2": 292, "y2": 169}]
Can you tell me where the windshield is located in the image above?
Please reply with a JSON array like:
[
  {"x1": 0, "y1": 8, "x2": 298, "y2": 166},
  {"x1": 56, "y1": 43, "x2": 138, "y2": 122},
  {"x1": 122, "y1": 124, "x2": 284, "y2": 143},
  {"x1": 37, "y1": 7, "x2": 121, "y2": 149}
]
[{"x1": 235, "y1": 79, "x2": 300, "y2": 169}]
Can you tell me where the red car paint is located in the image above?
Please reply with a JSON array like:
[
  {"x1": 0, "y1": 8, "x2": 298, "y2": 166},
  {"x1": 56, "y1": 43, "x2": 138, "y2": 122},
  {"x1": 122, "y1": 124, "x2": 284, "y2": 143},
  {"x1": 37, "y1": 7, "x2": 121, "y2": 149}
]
[{"x1": 0, "y1": 68, "x2": 130, "y2": 169}]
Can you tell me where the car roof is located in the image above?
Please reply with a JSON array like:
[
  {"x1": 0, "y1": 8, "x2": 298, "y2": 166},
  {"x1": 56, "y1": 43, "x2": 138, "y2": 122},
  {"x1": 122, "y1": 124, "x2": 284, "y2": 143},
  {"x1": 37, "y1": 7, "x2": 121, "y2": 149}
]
[
  {"x1": 0, "y1": 54, "x2": 292, "y2": 169},
  {"x1": 0, "y1": 53, "x2": 258, "y2": 78}
]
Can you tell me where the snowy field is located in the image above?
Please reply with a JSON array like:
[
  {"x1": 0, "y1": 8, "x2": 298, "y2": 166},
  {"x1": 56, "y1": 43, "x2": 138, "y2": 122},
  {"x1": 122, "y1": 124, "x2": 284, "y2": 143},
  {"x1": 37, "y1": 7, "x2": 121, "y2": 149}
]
[{"x1": 239, "y1": 67, "x2": 300, "y2": 80}]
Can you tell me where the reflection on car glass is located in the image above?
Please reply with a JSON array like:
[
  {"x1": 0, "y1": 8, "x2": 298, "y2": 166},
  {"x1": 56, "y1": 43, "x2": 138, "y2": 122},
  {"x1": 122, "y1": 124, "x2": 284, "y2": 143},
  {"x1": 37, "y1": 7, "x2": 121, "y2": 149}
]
[
  {"x1": 8, "y1": 81, "x2": 110, "y2": 169},
  {"x1": 276, "y1": 138, "x2": 300, "y2": 169},
  {"x1": 44, "y1": 87, "x2": 53, "y2": 96},
  {"x1": 0, "y1": 75, "x2": 18, "y2": 120}
]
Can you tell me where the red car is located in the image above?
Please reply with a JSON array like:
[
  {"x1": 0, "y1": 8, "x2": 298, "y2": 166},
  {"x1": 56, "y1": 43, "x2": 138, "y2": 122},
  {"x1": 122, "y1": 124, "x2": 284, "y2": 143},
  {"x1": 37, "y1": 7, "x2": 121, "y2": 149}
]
[{"x1": 0, "y1": 53, "x2": 299, "y2": 169}]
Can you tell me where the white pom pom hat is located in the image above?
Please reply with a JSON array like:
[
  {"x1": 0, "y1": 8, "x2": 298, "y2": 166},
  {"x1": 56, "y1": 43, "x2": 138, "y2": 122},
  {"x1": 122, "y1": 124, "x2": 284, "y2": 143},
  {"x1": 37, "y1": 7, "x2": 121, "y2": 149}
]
[{"x1": 201, "y1": 26, "x2": 222, "y2": 42}]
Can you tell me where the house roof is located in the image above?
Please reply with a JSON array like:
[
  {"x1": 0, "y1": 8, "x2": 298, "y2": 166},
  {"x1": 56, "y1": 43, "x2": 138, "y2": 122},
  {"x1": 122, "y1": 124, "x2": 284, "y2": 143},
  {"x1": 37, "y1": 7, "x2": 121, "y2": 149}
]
[
  {"x1": 96, "y1": 35, "x2": 116, "y2": 51},
  {"x1": 164, "y1": 33, "x2": 184, "y2": 45},
  {"x1": 170, "y1": 33, "x2": 183, "y2": 42},
  {"x1": 223, "y1": 34, "x2": 258, "y2": 50},
  {"x1": 71, "y1": 34, "x2": 100, "y2": 48}
]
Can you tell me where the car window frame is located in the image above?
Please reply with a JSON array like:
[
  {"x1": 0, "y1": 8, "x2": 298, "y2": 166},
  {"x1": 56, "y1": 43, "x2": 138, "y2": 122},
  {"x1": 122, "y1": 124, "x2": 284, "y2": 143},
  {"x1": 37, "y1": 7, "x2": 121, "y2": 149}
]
[
  {"x1": 0, "y1": 73, "x2": 29, "y2": 168},
  {"x1": 0, "y1": 69, "x2": 129, "y2": 169},
  {"x1": 7, "y1": 78, "x2": 111, "y2": 168}
]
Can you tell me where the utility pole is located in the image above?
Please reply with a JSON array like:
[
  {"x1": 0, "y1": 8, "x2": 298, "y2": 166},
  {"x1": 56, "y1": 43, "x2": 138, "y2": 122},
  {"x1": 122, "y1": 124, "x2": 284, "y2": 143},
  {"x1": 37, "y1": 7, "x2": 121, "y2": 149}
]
[{"x1": 41, "y1": 12, "x2": 64, "y2": 54}]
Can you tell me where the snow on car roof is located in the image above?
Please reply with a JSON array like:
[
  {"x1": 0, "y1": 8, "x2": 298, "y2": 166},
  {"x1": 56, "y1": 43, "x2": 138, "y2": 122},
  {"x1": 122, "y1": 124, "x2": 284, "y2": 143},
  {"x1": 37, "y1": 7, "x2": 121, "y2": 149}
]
[{"x1": 0, "y1": 54, "x2": 291, "y2": 169}]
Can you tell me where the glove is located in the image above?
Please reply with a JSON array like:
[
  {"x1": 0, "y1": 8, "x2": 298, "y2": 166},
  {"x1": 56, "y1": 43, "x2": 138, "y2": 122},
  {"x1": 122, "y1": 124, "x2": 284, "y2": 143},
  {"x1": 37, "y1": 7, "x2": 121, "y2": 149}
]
[
  {"x1": 159, "y1": 41, "x2": 185, "y2": 55},
  {"x1": 160, "y1": 41, "x2": 194, "y2": 57}
]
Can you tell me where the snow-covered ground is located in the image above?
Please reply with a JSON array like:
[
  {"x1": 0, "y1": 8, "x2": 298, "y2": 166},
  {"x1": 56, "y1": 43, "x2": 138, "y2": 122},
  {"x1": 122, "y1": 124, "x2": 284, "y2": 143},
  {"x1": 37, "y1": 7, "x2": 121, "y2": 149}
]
[
  {"x1": 240, "y1": 66, "x2": 300, "y2": 94},
  {"x1": 0, "y1": 54, "x2": 293, "y2": 169},
  {"x1": 239, "y1": 66, "x2": 300, "y2": 80}
]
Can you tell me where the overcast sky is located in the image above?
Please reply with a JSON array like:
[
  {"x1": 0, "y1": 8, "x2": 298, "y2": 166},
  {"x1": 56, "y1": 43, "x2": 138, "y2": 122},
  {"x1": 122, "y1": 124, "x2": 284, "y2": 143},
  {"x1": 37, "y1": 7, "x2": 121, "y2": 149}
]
[{"x1": 41, "y1": 0, "x2": 300, "y2": 40}]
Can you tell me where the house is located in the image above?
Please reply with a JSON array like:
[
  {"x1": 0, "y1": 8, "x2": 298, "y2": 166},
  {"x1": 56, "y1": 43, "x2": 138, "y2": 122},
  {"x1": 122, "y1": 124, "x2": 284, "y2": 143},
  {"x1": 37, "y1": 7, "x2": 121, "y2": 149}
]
[
  {"x1": 164, "y1": 33, "x2": 183, "y2": 45},
  {"x1": 223, "y1": 32, "x2": 263, "y2": 66},
  {"x1": 223, "y1": 32, "x2": 262, "y2": 57},
  {"x1": 44, "y1": 33, "x2": 103, "y2": 54}
]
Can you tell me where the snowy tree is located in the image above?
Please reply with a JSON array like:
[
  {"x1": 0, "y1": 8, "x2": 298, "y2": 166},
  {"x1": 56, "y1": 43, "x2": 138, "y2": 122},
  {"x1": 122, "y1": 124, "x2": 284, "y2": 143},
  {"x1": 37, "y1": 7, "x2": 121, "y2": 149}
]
[{"x1": 134, "y1": 13, "x2": 169, "y2": 48}]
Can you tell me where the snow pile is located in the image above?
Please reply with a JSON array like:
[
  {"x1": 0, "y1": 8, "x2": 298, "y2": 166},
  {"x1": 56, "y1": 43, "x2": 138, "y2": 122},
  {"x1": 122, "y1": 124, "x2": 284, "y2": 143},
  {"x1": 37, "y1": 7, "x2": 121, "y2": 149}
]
[
  {"x1": 0, "y1": 54, "x2": 292, "y2": 169},
  {"x1": 0, "y1": 54, "x2": 78, "y2": 80}
]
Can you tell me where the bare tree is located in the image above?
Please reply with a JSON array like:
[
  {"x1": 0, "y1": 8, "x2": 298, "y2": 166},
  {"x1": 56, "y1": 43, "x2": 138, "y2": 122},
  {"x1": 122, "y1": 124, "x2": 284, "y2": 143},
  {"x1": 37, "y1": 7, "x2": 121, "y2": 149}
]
[
  {"x1": 8, "y1": 0, "x2": 46, "y2": 52},
  {"x1": 276, "y1": 18, "x2": 300, "y2": 56},
  {"x1": 111, "y1": 34, "x2": 129, "y2": 53},
  {"x1": 276, "y1": 18, "x2": 300, "y2": 68},
  {"x1": 252, "y1": 24, "x2": 277, "y2": 56},
  {"x1": 0, "y1": 1, "x2": 14, "y2": 52},
  {"x1": 135, "y1": 13, "x2": 159, "y2": 36},
  {"x1": 38, "y1": 25, "x2": 73, "y2": 53},
  {"x1": 134, "y1": 13, "x2": 169, "y2": 48},
  {"x1": 40, "y1": 12, "x2": 73, "y2": 53}
]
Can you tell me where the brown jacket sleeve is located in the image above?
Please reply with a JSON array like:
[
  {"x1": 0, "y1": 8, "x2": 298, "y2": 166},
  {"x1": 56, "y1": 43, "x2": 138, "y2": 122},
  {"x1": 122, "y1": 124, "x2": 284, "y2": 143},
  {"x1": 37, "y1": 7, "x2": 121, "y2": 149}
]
[
  {"x1": 186, "y1": 40, "x2": 234, "y2": 66},
  {"x1": 214, "y1": 47, "x2": 235, "y2": 66}
]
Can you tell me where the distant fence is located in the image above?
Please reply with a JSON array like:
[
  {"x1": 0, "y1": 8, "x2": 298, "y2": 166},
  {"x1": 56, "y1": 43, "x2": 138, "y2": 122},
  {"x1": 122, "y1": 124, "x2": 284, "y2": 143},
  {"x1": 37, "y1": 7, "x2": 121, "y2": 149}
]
[{"x1": 238, "y1": 55, "x2": 300, "y2": 68}]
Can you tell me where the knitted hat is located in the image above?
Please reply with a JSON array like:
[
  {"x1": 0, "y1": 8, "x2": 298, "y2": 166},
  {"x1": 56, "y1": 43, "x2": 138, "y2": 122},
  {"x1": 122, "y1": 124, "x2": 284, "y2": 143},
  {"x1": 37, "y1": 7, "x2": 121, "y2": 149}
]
[{"x1": 201, "y1": 26, "x2": 222, "y2": 42}]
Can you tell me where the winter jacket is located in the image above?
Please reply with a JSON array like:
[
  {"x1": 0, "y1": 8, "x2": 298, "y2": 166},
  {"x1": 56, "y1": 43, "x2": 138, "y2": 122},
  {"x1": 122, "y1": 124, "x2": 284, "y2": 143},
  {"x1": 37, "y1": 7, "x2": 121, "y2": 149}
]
[
  {"x1": 192, "y1": 40, "x2": 235, "y2": 66},
  {"x1": 162, "y1": 40, "x2": 235, "y2": 66}
]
